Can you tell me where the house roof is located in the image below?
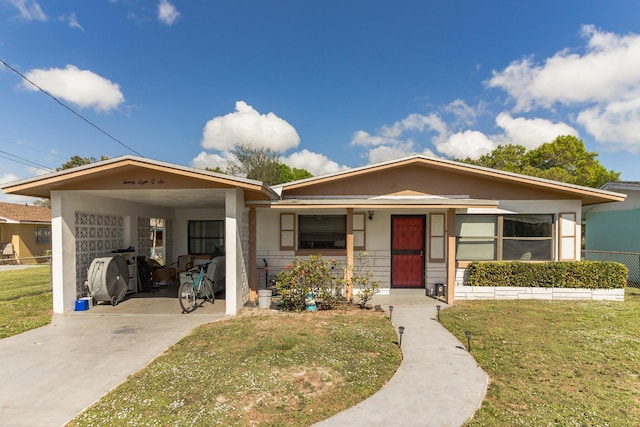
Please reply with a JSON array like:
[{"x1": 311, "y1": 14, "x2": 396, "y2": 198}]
[
  {"x1": 0, "y1": 155, "x2": 279, "y2": 204},
  {"x1": 1, "y1": 154, "x2": 626, "y2": 208},
  {"x1": 273, "y1": 155, "x2": 626, "y2": 206},
  {"x1": 0, "y1": 202, "x2": 51, "y2": 224},
  {"x1": 601, "y1": 181, "x2": 640, "y2": 192}
]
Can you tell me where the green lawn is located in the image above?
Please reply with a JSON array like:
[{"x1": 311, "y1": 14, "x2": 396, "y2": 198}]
[
  {"x1": 0, "y1": 264, "x2": 53, "y2": 338},
  {"x1": 4, "y1": 268, "x2": 640, "y2": 425},
  {"x1": 0, "y1": 292, "x2": 52, "y2": 339},
  {"x1": 441, "y1": 287, "x2": 640, "y2": 426},
  {"x1": 68, "y1": 308, "x2": 402, "y2": 426},
  {"x1": 0, "y1": 265, "x2": 52, "y2": 301}
]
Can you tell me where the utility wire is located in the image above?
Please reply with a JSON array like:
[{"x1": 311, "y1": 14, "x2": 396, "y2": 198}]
[
  {"x1": 0, "y1": 150, "x2": 55, "y2": 171},
  {"x1": 0, "y1": 58, "x2": 143, "y2": 157}
]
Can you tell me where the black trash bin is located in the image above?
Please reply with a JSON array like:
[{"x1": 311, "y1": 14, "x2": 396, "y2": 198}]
[{"x1": 435, "y1": 283, "x2": 445, "y2": 297}]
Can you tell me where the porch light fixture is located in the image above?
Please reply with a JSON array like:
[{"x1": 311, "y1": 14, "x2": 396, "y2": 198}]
[
  {"x1": 398, "y1": 326, "x2": 405, "y2": 347},
  {"x1": 436, "y1": 305, "x2": 441, "y2": 322},
  {"x1": 464, "y1": 330, "x2": 472, "y2": 352},
  {"x1": 368, "y1": 210, "x2": 374, "y2": 220},
  {"x1": 389, "y1": 305, "x2": 394, "y2": 322}
]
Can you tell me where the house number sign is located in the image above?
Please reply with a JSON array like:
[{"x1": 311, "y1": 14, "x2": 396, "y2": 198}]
[{"x1": 121, "y1": 178, "x2": 166, "y2": 186}]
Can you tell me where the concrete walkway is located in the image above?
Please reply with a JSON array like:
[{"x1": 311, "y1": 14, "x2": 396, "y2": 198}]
[
  {"x1": 0, "y1": 296, "x2": 488, "y2": 427},
  {"x1": 0, "y1": 307, "x2": 224, "y2": 427},
  {"x1": 316, "y1": 296, "x2": 488, "y2": 427}
]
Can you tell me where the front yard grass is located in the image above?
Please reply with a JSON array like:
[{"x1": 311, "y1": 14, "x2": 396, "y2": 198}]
[
  {"x1": 0, "y1": 292, "x2": 52, "y2": 339},
  {"x1": 441, "y1": 287, "x2": 640, "y2": 426},
  {"x1": 68, "y1": 307, "x2": 402, "y2": 426}
]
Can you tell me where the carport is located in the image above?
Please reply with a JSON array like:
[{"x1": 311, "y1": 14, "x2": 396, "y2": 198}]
[{"x1": 0, "y1": 156, "x2": 277, "y2": 315}]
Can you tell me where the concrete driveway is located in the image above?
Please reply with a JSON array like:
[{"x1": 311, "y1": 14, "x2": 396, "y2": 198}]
[{"x1": 0, "y1": 301, "x2": 225, "y2": 427}]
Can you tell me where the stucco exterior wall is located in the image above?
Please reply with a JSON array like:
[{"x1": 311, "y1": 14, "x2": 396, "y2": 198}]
[
  {"x1": 51, "y1": 190, "x2": 173, "y2": 314},
  {"x1": 256, "y1": 208, "x2": 449, "y2": 294},
  {"x1": 0, "y1": 223, "x2": 50, "y2": 259},
  {"x1": 256, "y1": 200, "x2": 582, "y2": 299},
  {"x1": 225, "y1": 188, "x2": 248, "y2": 315},
  {"x1": 585, "y1": 191, "x2": 640, "y2": 253}
]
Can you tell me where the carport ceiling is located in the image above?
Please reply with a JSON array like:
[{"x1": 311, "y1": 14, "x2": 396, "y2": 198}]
[{"x1": 79, "y1": 189, "x2": 227, "y2": 209}]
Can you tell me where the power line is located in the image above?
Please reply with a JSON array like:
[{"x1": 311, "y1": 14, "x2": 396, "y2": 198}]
[
  {"x1": 0, "y1": 58, "x2": 143, "y2": 157},
  {"x1": 0, "y1": 150, "x2": 56, "y2": 171}
]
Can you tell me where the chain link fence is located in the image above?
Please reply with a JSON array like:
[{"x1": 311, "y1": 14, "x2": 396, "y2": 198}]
[
  {"x1": 0, "y1": 256, "x2": 52, "y2": 301},
  {"x1": 582, "y1": 250, "x2": 640, "y2": 288}
]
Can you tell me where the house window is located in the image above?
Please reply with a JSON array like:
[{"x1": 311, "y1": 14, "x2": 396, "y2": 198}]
[
  {"x1": 188, "y1": 220, "x2": 224, "y2": 255},
  {"x1": 455, "y1": 215, "x2": 497, "y2": 260},
  {"x1": 298, "y1": 215, "x2": 346, "y2": 250},
  {"x1": 456, "y1": 214, "x2": 554, "y2": 261},
  {"x1": 502, "y1": 214, "x2": 553, "y2": 260},
  {"x1": 35, "y1": 227, "x2": 51, "y2": 245}
]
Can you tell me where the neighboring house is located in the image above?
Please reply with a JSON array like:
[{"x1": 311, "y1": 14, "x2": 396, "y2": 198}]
[
  {"x1": 0, "y1": 201, "x2": 51, "y2": 260},
  {"x1": 0, "y1": 155, "x2": 624, "y2": 314},
  {"x1": 584, "y1": 181, "x2": 640, "y2": 282}
]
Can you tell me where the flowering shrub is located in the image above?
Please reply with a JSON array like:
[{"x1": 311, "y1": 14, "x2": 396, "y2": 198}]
[
  {"x1": 349, "y1": 252, "x2": 380, "y2": 308},
  {"x1": 276, "y1": 255, "x2": 344, "y2": 311}
]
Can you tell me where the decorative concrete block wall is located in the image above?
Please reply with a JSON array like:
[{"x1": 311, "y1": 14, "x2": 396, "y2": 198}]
[{"x1": 455, "y1": 286, "x2": 625, "y2": 301}]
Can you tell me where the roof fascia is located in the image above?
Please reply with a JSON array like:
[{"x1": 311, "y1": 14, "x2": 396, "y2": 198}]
[
  {"x1": 246, "y1": 198, "x2": 498, "y2": 209},
  {"x1": 276, "y1": 155, "x2": 626, "y2": 203},
  {"x1": 1, "y1": 155, "x2": 279, "y2": 199}
]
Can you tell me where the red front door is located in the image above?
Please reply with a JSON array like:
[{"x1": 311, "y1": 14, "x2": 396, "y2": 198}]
[{"x1": 391, "y1": 215, "x2": 425, "y2": 288}]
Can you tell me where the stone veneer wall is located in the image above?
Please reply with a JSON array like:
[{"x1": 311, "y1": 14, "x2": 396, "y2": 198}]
[{"x1": 454, "y1": 267, "x2": 625, "y2": 301}]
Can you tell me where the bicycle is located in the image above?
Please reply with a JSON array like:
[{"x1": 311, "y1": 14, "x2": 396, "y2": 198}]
[{"x1": 178, "y1": 263, "x2": 215, "y2": 313}]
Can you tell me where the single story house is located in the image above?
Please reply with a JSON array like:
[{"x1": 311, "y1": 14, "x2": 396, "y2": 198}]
[
  {"x1": 0, "y1": 155, "x2": 625, "y2": 314},
  {"x1": 584, "y1": 181, "x2": 640, "y2": 282},
  {"x1": 0, "y1": 201, "x2": 51, "y2": 261}
]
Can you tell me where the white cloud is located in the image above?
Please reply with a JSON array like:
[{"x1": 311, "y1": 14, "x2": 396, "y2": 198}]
[
  {"x1": 282, "y1": 150, "x2": 348, "y2": 176},
  {"x1": 351, "y1": 112, "x2": 453, "y2": 163},
  {"x1": 485, "y1": 25, "x2": 640, "y2": 151},
  {"x1": 367, "y1": 143, "x2": 438, "y2": 164},
  {"x1": 191, "y1": 151, "x2": 235, "y2": 172},
  {"x1": 23, "y1": 65, "x2": 124, "y2": 112},
  {"x1": 488, "y1": 25, "x2": 640, "y2": 112},
  {"x1": 351, "y1": 113, "x2": 447, "y2": 148},
  {"x1": 444, "y1": 99, "x2": 482, "y2": 126},
  {"x1": 59, "y1": 12, "x2": 83, "y2": 31},
  {"x1": 201, "y1": 101, "x2": 300, "y2": 152},
  {"x1": 435, "y1": 130, "x2": 495, "y2": 159},
  {"x1": 495, "y1": 113, "x2": 578, "y2": 149},
  {"x1": 577, "y1": 99, "x2": 640, "y2": 151},
  {"x1": 158, "y1": 0, "x2": 180, "y2": 25},
  {"x1": 7, "y1": 0, "x2": 46, "y2": 21},
  {"x1": 0, "y1": 173, "x2": 40, "y2": 204}
]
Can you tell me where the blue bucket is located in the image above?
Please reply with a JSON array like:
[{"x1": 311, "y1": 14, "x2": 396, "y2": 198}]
[{"x1": 75, "y1": 299, "x2": 89, "y2": 311}]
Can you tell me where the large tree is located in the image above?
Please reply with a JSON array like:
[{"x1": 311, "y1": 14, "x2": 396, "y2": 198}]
[
  {"x1": 457, "y1": 136, "x2": 620, "y2": 188},
  {"x1": 225, "y1": 144, "x2": 312, "y2": 185},
  {"x1": 57, "y1": 155, "x2": 109, "y2": 171}
]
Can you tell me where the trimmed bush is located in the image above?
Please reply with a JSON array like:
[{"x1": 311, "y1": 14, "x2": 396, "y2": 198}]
[
  {"x1": 467, "y1": 261, "x2": 627, "y2": 289},
  {"x1": 276, "y1": 255, "x2": 344, "y2": 311}
]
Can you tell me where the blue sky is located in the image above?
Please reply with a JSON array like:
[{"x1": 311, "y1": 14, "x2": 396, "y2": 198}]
[{"x1": 2, "y1": 0, "x2": 640, "y2": 203}]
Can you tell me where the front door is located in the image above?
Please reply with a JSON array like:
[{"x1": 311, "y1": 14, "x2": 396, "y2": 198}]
[{"x1": 391, "y1": 215, "x2": 425, "y2": 288}]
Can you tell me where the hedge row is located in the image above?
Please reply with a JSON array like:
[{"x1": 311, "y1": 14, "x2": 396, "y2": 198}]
[{"x1": 466, "y1": 261, "x2": 627, "y2": 289}]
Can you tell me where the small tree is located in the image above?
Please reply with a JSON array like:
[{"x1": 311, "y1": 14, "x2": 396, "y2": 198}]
[
  {"x1": 275, "y1": 255, "x2": 344, "y2": 311},
  {"x1": 225, "y1": 144, "x2": 313, "y2": 185},
  {"x1": 349, "y1": 252, "x2": 380, "y2": 309}
]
